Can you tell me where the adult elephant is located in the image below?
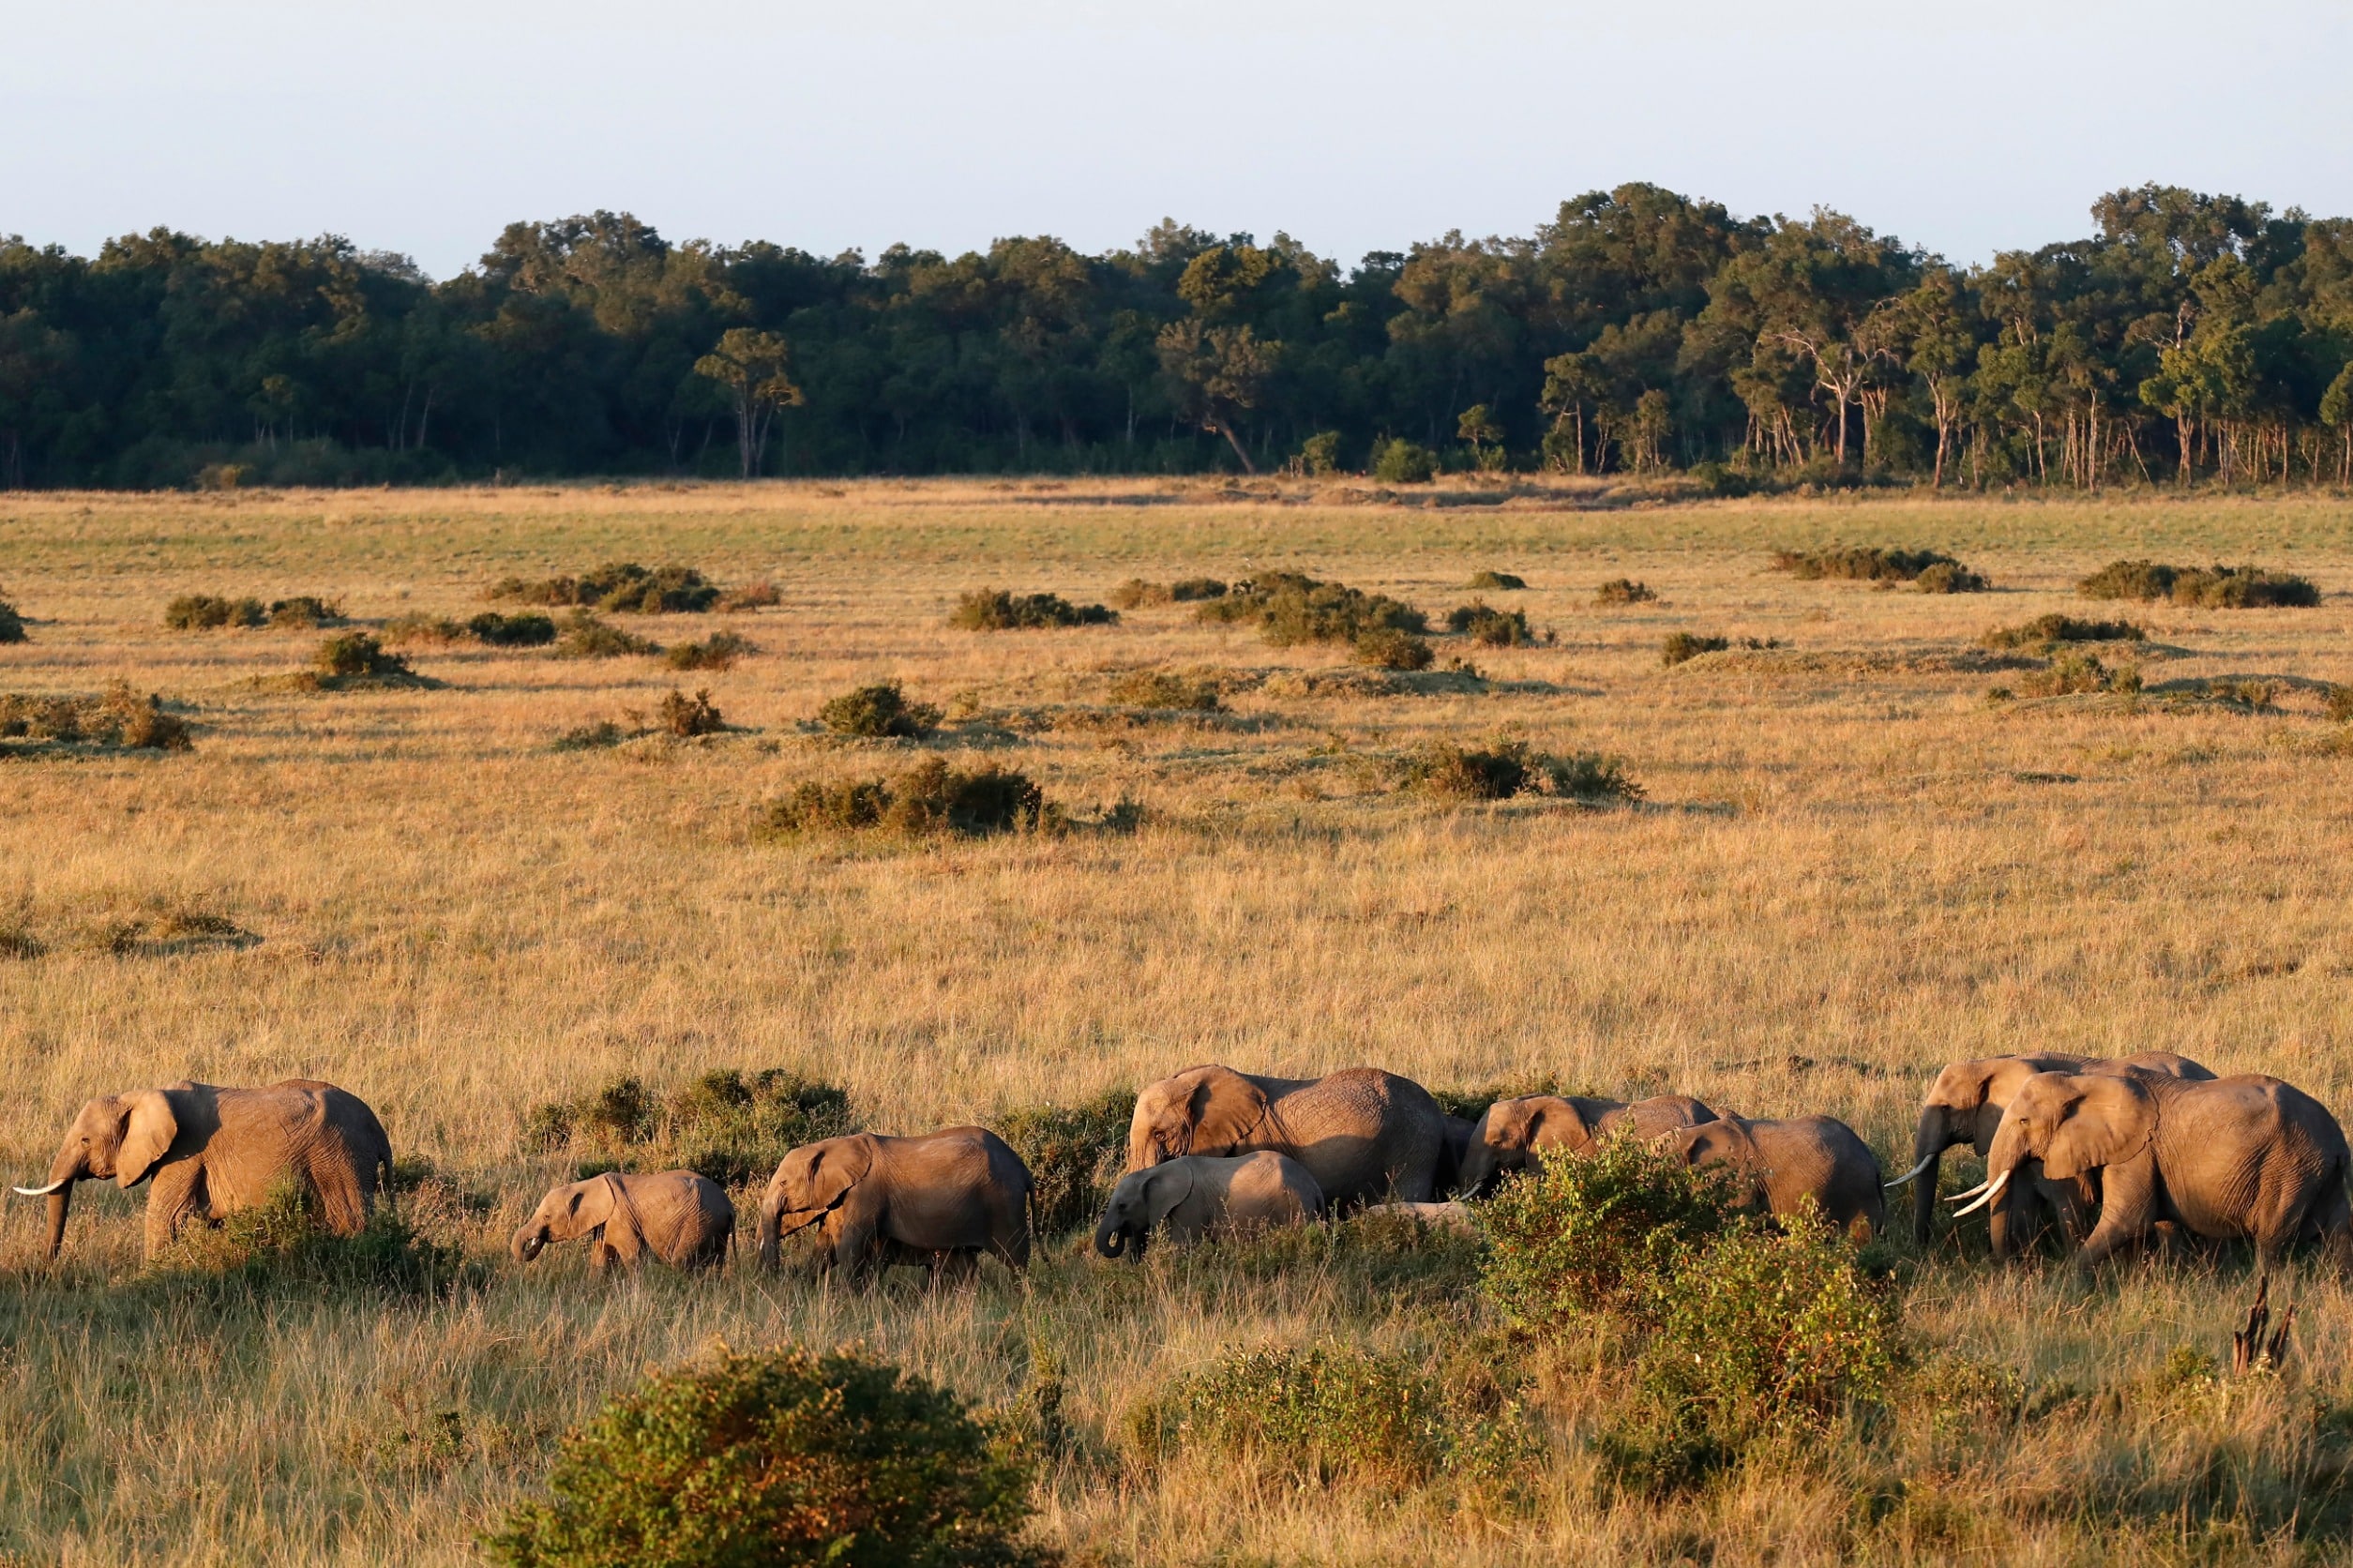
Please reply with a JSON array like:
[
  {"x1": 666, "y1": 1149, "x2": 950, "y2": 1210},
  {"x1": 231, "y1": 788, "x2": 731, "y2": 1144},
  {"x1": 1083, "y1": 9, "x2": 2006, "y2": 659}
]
[
  {"x1": 1125, "y1": 1065, "x2": 1446, "y2": 1208},
  {"x1": 1665, "y1": 1114, "x2": 1885, "y2": 1238},
  {"x1": 1093, "y1": 1152, "x2": 1322, "y2": 1259},
  {"x1": 1957, "y1": 1071, "x2": 2352, "y2": 1273},
  {"x1": 756, "y1": 1127, "x2": 1031, "y2": 1279},
  {"x1": 1456, "y1": 1093, "x2": 1717, "y2": 1196},
  {"x1": 14, "y1": 1079, "x2": 392, "y2": 1260},
  {"x1": 512, "y1": 1170, "x2": 734, "y2": 1274},
  {"x1": 1884, "y1": 1050, "x2": 2213, "y2": 1254}
]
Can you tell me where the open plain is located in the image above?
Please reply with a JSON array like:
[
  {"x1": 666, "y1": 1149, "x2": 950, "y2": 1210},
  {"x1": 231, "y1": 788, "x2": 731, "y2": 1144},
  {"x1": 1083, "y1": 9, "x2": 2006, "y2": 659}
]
[{"x1": 5, "y1": 478, "x2": 2353, "y2": 1565}]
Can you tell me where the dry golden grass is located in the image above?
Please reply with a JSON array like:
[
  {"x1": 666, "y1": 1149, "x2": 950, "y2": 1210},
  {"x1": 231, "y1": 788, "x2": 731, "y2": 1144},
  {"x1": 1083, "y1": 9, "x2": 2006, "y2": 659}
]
[{"x1": 4, "y1": 478, "x2": 2353, "y2": 1565}]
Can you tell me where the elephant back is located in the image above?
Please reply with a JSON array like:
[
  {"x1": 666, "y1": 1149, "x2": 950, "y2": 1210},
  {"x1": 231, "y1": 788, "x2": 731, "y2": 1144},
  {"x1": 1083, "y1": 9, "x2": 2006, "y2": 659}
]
[{"x1": 1271, "y1": 1068, "x2": 1444, "y2": 1206}]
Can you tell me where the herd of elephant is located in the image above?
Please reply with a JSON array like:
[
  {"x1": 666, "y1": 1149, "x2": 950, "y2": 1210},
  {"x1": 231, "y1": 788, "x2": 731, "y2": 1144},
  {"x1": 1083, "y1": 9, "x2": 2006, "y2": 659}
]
[{"x1": 15, "y1": 1052, "x2": 2353, "y2": 1278}]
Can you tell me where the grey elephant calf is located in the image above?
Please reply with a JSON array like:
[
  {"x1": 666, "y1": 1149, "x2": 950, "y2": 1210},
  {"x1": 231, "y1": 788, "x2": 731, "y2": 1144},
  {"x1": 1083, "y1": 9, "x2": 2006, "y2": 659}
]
[
  {"x1": 759, "y1": 1127, "x2": 1032, "y2": 1279},
  {"x1": 1666, "y1": 1113, "x2": 1886, "y2": 1238},
  {"x1": 1456, "y1": 1093, "x2": 1718, "y2": 1196},
  {"x1": 1094, "y1": 1151, "x2": 1323, "y2": 1259},
  {"x1": 512, "y1": 1170, "x2": 734, "y2": 1274}
]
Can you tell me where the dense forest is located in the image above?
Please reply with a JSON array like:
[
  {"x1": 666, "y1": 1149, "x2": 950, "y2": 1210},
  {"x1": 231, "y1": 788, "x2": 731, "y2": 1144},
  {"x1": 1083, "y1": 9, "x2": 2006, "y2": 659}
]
[{"x1": 3, "y1": 183, "x2": 2351, "y2": 490}]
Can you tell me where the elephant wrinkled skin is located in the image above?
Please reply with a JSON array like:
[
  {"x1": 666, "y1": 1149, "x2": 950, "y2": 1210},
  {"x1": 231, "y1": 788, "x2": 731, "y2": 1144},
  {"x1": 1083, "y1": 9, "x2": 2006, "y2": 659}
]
[
  {"x1": 15, "y1": 1079, "x2": 392, "y2": 1260},
  {"x1": 512, "y1": 1170, "x2": 734, "y2": 1273},
  {"x1": 757, "y1": 1127, "x2": 1031, "y2": 1279},
  {"x1": 1666, "y1": 1113, "x2": 1886, "y2": 1237},
  {"x1": 1975, "y1": 1071, "x2": 2353, "y2": 1273},
  {"x1": 1125, "y1": 1064, "x2": 1445, "y2": 1208},
  {"x1": 1093, "y1": 1151, "x2": 1322, "y2": 1259},
  {"x1": 1456, "y1": 1093, "x2": 1717, "y2": 1195}
]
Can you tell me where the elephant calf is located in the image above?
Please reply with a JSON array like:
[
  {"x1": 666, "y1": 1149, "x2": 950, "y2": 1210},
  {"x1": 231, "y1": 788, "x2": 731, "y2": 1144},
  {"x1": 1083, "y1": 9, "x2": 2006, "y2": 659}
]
[
  {"x1": 512, "y1": 1170, "x2": 734, "y2": 1274},
  {"x1": 1666, "y1": 1113, "x2": 1886, "y2": 1238},
  {"x1": 1094, "y1": 1151, "x2": 1323, "y2": 1259},
  {"x1": 758, "y1": 1127, "x2": 1032, "y2": 1279},
  {"x1": 1456, "y1": 1093, "x2": 1718, "y2": 1196}
]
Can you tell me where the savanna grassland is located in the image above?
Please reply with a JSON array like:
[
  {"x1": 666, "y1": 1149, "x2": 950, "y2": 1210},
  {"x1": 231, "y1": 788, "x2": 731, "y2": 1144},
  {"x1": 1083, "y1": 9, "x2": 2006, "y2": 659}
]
[{"x1": 5, "y1": 476, "x2": 2353, "y2": 1566}]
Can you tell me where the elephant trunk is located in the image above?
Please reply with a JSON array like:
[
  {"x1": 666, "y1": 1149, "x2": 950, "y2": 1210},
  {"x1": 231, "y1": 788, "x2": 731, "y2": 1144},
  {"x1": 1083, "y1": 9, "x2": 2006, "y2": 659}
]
[
  {"x1": 17, "y1": 1149, "x2": 85, "y2": 1261},
  {"x1": 1094, "y1": 1215, "x2": 1124, "y2": 1259},
  {"x1": 756, "y1": 1197, "x2": 783, "y2": 1272},
  {"x1": 43, "y1": 1186, "x2": 70, "y2": 1262},
  {"x1": 510, "y1": 1226, "x2": 546, "y2": 1264},
  {"x1": 1906, "y1": 1108, "x2": 1953, "y2": 1246}
]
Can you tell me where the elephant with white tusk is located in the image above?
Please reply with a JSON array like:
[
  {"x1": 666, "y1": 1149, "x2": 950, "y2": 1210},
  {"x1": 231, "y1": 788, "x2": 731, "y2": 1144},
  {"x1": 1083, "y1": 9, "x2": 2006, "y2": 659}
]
[
  {"x1": 1664, "y1": 1113, "x2": 1886, "y2": 1238},
  {"x1": 16, "y1": 1079, "x2": 391, "y2": 1261},
  {"x1": 1888, "y1": 1051, "x2": 2213, "y2": 1255},
  {"x1": 756, "y1": 1127, "x2": 1031, "y2": 1280},
  {"x1": 511, "y1": 1170, "x2": 733, "y2": 1274},
  {"x1": 1093, "y1": 1151, "x2": 1322, "y2": 1260},
  {"x1": 1456, "y1": 1093, "x2": 1717, "y2": 1196},
  {"x1": 1125, "y1": 1065, "x2": 1446, "y2": 1209},
  {"x1": 1976, "y1": 1070, "x2": 2352, "y2": 1274}
]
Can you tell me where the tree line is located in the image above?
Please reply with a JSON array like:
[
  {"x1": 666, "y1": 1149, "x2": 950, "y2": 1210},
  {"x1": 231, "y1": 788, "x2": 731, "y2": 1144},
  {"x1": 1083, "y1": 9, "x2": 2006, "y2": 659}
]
[{"x1": 4, "y1": 183, "x2": 2351, "y2": 490}]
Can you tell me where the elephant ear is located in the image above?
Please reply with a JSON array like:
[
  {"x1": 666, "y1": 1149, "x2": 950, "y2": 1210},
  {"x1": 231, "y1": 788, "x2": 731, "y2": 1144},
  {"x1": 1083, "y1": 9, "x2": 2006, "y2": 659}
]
[
  {"x1": 1531, "y1": 1098, "x2": 1601, "y2": 1153},
  {"x1": 1185, "y1": 1070, "x2": 1270, "y2": 1157},
  {"x1": 567, "y1": 1177, "x2": 618, "y2": 1237},
  {"x1": 2042, "y1": 1075, "x2": 2154, "y2": 1182},
  {"x1": 802, "y1": 1138, "x2": 874, "y2": 1213},
  {"x1": 1142, "y1": 1161, "x2": 1197, "y2": 1227},
  {"x1": 117, "y1": 1091, "x2": 179, "y2": 1187}
]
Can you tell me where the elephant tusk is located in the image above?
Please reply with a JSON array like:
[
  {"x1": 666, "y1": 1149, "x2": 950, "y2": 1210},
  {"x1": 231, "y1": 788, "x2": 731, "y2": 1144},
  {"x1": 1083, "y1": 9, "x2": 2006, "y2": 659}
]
[
  {"x1": 1951, "y1": 1169, "x2": 2012, "y2": 1218},
  {"x1": 1944, "y1": 1178, "x2": 1992, "y2": 1204},
  {"x1": 12, "y1": 1180, "x2": 68, "y2": 1197},
  {"x1": 1883, "y1": 1153, "x2": 1939, "y2": 1190}
]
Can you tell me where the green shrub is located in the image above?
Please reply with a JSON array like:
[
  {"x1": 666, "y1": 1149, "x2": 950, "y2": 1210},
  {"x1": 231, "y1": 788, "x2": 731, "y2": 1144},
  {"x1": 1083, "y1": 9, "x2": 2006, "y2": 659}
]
[
  {"x1": 553, "y1": 611, "x2": 659, "y2": 658},
  {"x1": 994, "y1": 1088, "x2": 1133, "y2": 1237},
  {"x1": 1198, "y1": 571, "x2": 1425, "y2": 648},
  {"x1": 1447, "y1": 602, "x2": 1536, "y2": 646},
  {"x1": 1546, "y1": 751, "x2": 1645, "y2": 801},
  {"x1": 1464, "y1": 569, "x2": 1526, "y2": 590},
  {"x1": 2328, "y1": 686, "x2": 2353, "y2": 724},
  {"x1": 483, "y1": 1345, "x2": 1044, "y2": 1568},
  {"x1": 313, "y1": 632, "x2": 412, "y2": 680},
  {"x1": 523, "y1": 1068, "x2": 855, "y2": 1188},
  {"x1": 1372, "y1": 439, "x2": 1438, "y2": 484},
  {"x1": 1912, "y1": 562, "x2": 1991, "y2": 594},
  {"x1": 165, "y1": 594, "x2": 265, "y2": 629},
  {"x1": 2017, "y1": 652, "x2": 2140, "y2": 698},
  {"x1": 1686, "y1": 460, "x2": 1755, "y2": 498},
  {"x1": 490, "y1": 562, "x2": 721, "y2": 613},
  {"x1": 665, "y1": 630, "x2": 755, "y2": 671},
  {"x1": 1137, "y1": 1343, "x2": 1449, "y2": 1487},
  {"x1": 2078, "y1": 560, "x2": 2320, "y2": 608},
  {"x1": 154, "y1": 1183, "x2": 465, "y2": 1301},
  {"x1": 1476, "y1": 1138, "x2": 1741, "y2": 1335},
  {"x1": 1106, "y1": 670, "x2": 1221, "y2": 711},
  {"x1": 0, "y1": 593, "x2": 23, "y2": 642},
  {"x1": 1594, "y1": 579, "x2": 1657, "y2": 606},
  {"x1": 1353, "y1": 628, "x2": 1435, "y2": 671},
  {"x1": 654, "y1": 688, "x2": 725, "y2": 737},
  {"x1": 1401, "y1": 739, "x2": 1642, "y2": 804},
  {"x1": 760, "y1": 760, "x2": 1054, "y2": 838},
  {"x1": 466, "y1": 611, "x2": 557, "y2": 646},
  {"x1": 266, "y1": 596, "x2": 343, "y2": 628},
  {"x1": 1771, "y1": 547, "x2": 1972, "y2": 583},
  {"x1": 1981, "y1": 614, "x2": 2146, "y2": 650},
  {"x1": 1169, "y1": 577, "x2": 1229, "y2": 602},
  {"x1": 1661, "y1": 632, "x2": 1729, "y2": 666},
  {"x1": 551, "y1": 721, "x2": 626, "y2": 751},
  {"x1": 819, "y1": 681, "x2": 943, "y2": 737},
  {"x1": 950, "y1": 589, "x2": 1116, "y2": 630},
  {"x1": 0, "y1": 682, "x2": 192, "y2": 751},
  {"x1": 1297, "y1": 430, "x2": 1344, "y2": 475},
  {"x1": 1109, "y1": 579, "x2": 1170, "y2": 610}
]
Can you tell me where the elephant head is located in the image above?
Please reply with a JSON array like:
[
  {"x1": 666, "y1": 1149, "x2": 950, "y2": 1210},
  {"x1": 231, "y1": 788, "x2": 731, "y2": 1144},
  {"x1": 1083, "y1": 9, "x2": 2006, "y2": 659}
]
[
  {"x1": 512, "y1": 1174, "x2": 625, "y2": 1263},
  {"x1": 1885, "y1": 1056, "x2": 2077, "y2": 1244},
  {"x1": 1457, "y1": 1096, "x2": 1606, "y2": 1196},
  {"x1": 1958, "y1": 1072, "x2": 2155, "y2": 1220},
  {"x1": 15, "y1": 1090, "x2": 180, "y2": 1260},
  {"x1": 1094, "y1": 1161, "x2": 1194, "y2": 1261},
  {"x1": 1666, "y1": 1118, "x2": 1767, "y2": 1206},
  {"x1": 757, "y1": 1136, "x2": 873, "y2": 1270},
  {"x1": 1125, "y1": 1067, "x2": 1270, "y2": 1172}
]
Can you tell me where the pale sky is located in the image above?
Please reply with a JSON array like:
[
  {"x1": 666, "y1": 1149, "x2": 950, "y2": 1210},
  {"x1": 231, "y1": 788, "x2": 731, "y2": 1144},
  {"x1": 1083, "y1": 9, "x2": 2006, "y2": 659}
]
[{"x1": 5, "y1": 0, "x2": 2347, "y2": 279}]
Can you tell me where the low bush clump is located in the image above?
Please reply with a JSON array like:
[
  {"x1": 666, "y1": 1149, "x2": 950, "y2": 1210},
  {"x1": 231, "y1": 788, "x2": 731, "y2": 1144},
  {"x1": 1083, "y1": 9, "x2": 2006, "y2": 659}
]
[
  {"x1": 1402, "y1": 738, "x2": 1643, "y2": 803},
  {"x1": 1661, "y1": 632, "x2": 1728, "y2": 666},
  {"x1": 265, "y1": 596, "x2": 342, "y2": 627},
  {"x1": 314, "y1": 633, "x2": 414, "y2": 681},
  {"x1": 1594, "y1": 579, "x2": 1657, "y2": 605},
  {"x1": 819, "y1": 681, "x2": 943, "y2": 737},
  {"x1": 1198, "y1": 571, "x2": 1425, "y2": 648},
  {"x1": 1353, "y1": 628, "x2": 1435, "y2": 670},
  {"x1": 523, "y1": 1068, "x2": 854, "y2": 1188},
  {"x1": 1912, "y1": 561, "x2": 1991, "y2": 594},
  {"x1": 2077, "y1": 559, "x2": 2319, "y2": 608},
  {"x1": 1981, "y1": 613, "x2": 2146, "y2": 650},
  {"x1": 1135, "y1": 1343, "x2": 1449, "y2": 1488},
  {"x1": 655, "y1": 688, "x2": 725, "y2": 737},
  {"x1": 466, "y1": 611, "x2": 557, "y2": 646},
  {"x1": 1109, "y1": 579, "x2": 1170, "y2": 609},
  {"x1": 482, "y1": 1345, "x2": 1044, "y2": 1568},
  {"x1": 2328, "y1": 686, "x2": 2353, "y2": 724},
  {"x1": 761, "y1": 759, "x2": 1054, "y2": 838},
  {"x1": 166, "y1": 595, "x2": 345, "y2": 630},
  {"x1": 1464, "y1": 569, "x2": 1526, "y2": 590},
  {"x1": 665, "y1": 630, "x2": 755, "y2": 671},
  {"x1": 552, "y1": 611, "x2": 659, "y2": 659},
  {"x1": 155, "y1": 1183, "x2": 465, "y2": 1301},
  {"x1": 490, "y1": 562, "x2": 721, "y2": 613},
  {"x1": 951, "y1": 589, "x2": 1117, "y2": 630},
  {"x1": 1447, "y1": 602, "x2": 1537, "y2": 646},
  {"x1": 0, "y1": 682, "x2": 192, "y2": 751},
  {"x1": 1170, "y1": 577, "x2": 1229, "y2": 602},
  {"x1": 1771, "y1": 546, "x2": 1975, "y2": 584},
  {"x1": 551, "y1": 720, "x2": 626, "y2": 751},
  {"x1": 716, "y1": 580, "x2": 780, "y2": 611},
  {"x1": 1372, "y1": 438, "x2": 1438, "y2": 484},
  {"x1": 1106, "y1": 670, "x2": 1221, "y2": 711},
  {"x1": 994, "y1": 1088, "x2": 1134, "y2": 1237},
  {"x1": 2014, "y1": 652, "x2": 2142, "y2": 698},
  {"x1": 0, "y1": 592, "x2": 23, "y2": 642}
]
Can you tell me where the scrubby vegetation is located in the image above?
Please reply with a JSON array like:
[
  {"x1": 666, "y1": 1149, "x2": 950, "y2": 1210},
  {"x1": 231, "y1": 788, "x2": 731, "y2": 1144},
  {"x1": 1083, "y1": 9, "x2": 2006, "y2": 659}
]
[
  {"x1": 716, "y1": 580, "x2": 780, "y2": 611},
  {"x1": 552, "y1": 611, "x2": 659, "y2": 658},
  {"x1": 165, "y1": 594, "x2": 345, "y2": 630},
  {"x1": 523, "y1": 1068, "x2": 854, "y2": 1189},
  {"x1": 1594, "y1": 579, "x2": 1657, "y2": 605},
  {"x1": 1402, "y1": 737, "x2": 1642, "y2": 802},
  {"x1": 1911, "y1": 561, "x2": 1990, "y2": 593},
  {"x1": 1372, "y1": 438, "x2": 1438, "y2": 483},
  {"x1": 484, "y1": 1345, "x2": 1043, "y2": 1568},
  {"x1": 653, "y1": 688, "x2": 725, "y2": 737},
  {"x1": 2077, "y1": 559, "x2": 2320, "y2": 607},
  {"x1": 465, "y1": 611, "x2": 557, "y2": 646},
  {"x1": 994, "y1": 1088, "x2": 1134, "y2": 1237},
  {"x1": 1982, "y1": 613, "x2": 2146, "y2": 649},
  {"x1": 1352, "y1": 627, "x2": 1435, "y2": 670},
  {"x1": 0, "y1": 681, "x2": 192, "y2": 751},
  {"x1": 1116, "y1": 577, "x2": 1229, "y2": 608},
  {"x1": 490, "y1": 563, "x2": 721, "y2": 613},
  {"x1": 153, "y1": 1184, "x2": 466, "y2": 1301},
  {"x1": 1772, "y1": 547, "x2": 1984, "y2": 590},
  {"x1": 1464, "y1": 569, "x2": 1526, "y2": 590},
  {"x1": 312, "y1": 633, "x2": 415, "y2": 683},
  {"x1": 0, "y1": 595, "x2": 22, "y2": 642},
  {"x1": 2011, "y1": 652, "x2": 2144, "y2": 698},
  {"x1": 664, "y1": 630, "x2": 754, "y2": 671},
  {"x1": 818, "y1": 681, "x2": 942, "y2": 737},
  {"x1": 1105, "y1": 670, "x2": 1221, "y2": 711},
  {"x1": 1197, "y1": 571, "x2": 1425, "y2": 648},
  {"x1": 1446, "y1": 602, "x2": 1537, "y2": 646},
  {"x1": 760, "y1": 759, "x2": 1054, "y2": 838},
  {"x1": 951, "y1": 589, "x2": 1117, "y2": 630}
]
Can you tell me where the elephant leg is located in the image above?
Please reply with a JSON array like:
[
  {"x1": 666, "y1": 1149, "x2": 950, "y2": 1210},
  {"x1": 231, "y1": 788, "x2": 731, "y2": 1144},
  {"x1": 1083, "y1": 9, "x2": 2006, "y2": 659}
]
[
  {"x1": 2074, "y1": 1165, "x2": 2157, "y2": 1271},
  {"x1": 933, "y1": 1250, "x2": 980, "y2": 1286},
  {"x1": 143, "y1": 1163, "x2": 206, "y2": 1258},
  {"x1": 829, "y1": 1214, "x2": 881, "y2": 1278}
]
